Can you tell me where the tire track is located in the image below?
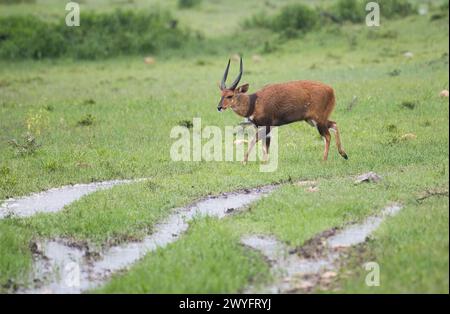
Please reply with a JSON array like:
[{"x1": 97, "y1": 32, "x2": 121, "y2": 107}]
[
  {"x1": 0, "y1": 179, "x2": 147, "y2": 219},
  {"x1": 241, "y1": 204, "x2": 402, "y2": 293},
  {"x1": 18, "y1": 185, "x2": 278, "y2": 293}
]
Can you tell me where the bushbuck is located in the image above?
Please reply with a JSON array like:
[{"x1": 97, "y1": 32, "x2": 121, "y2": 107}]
[{"x1": 217, "y1": 57, "x2": 348, "y2": 163}]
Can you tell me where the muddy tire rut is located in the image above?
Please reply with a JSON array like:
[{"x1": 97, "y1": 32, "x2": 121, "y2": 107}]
[
  {"x1": 1, "y1": 173, "x2": 400, "y2": 294},
  {"x1": 5, "y1": 184, "x2": 278, "y2": 293},
  {"x1": 241, "y1": 204, "x2": 402, "y2": 293}
]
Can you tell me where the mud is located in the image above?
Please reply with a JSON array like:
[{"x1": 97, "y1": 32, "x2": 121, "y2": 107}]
[
  {"x1": 0, "y1": 179, "x2": 145, "y2": 219},
  {"x1": 241, "y1": 204, "x2": 402, "y2": 293},
  {"x1": 21, "y1": 185, "x2": 277, "y2": 294}
]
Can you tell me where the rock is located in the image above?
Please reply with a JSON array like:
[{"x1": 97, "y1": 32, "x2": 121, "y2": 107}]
[
  {"x1": 231, "y1": 54, "x2": 241, "y2": 62},
  {"x1": 321, "y1": 271, "x2": 337, "y2": 279},
  {"x1": 439, "y1": 90, "x2": 449, "y2": 98},
  {"x1": 225, "y1": 208, "x2": 235, "y2": 214},
  {"x1": 144, "y1": 56, "x2": 156, "y2": 65},
  {"x1": 252, "y1": 54, "x2": 263, "y2": 63},
  {"x1": 296, "y1": 280, "x2": 315, "y2": 290},
  {"x1": 355, "y1": 172, "x2": 382, "y2": 184},
  {"x1": 295, "y1": 180, "x2": 317, "y2": 187},
  {"x1": 29, "y1": 241, "x2": 45, "y2": 255},
  {"x1": 400, "y1": 133, "x2": 417, "y2": 141},
  {"x1": 307, "y1": 186, "x2": 320, "y2": 193},
  {"x1": 403, "y1": 51, "x2": 414, "y2": 58}
]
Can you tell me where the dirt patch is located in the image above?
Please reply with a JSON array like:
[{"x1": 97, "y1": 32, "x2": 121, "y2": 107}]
[{"x1": 293, "y1": 228, "x2": 338, "y2": 259}]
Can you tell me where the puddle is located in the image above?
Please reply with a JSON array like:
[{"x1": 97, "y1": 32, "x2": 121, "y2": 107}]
[
  {"x1": 0, "y1": 179, "x2": 145, "y2": 219},
  {"x1": 242, "y1": 204, "x2": 402, "y2": 293},
  {"x1": 327, "y1": 204, "x2": 401, "y2": 248},
  {"x1": 22, "y1": 185, "x2": 277, "y2": 294}
]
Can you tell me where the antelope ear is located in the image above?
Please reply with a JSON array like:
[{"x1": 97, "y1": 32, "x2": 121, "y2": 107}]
[{"x1": 237, "y1": 83, "x2": 249, "y2": 93}]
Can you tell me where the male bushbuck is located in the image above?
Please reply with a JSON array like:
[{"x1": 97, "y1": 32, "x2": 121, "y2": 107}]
[{"x1": 217, "y1": 57, "x2": 348, "y2": 163}]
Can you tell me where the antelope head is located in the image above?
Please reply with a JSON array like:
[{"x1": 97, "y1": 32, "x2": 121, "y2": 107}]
[{"x1": 217, "y1": 57, "x2": 249, "y2": 112}]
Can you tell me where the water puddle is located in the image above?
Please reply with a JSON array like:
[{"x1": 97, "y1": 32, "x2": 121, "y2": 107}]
[
  {"x1": 0, "y1": 179, "x2": 145, "y2": 219},
  {"x1": 22, "y1": 185, "x2": 277, "y2": 294},
  {"x1": 242, "y1": 204, "x2": 402, "y2": 293}
]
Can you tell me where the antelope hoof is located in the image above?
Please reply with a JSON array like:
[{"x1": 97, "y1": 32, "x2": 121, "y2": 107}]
[{"x1": 340, "y1": 152, "x2": 349, "y2": 160}]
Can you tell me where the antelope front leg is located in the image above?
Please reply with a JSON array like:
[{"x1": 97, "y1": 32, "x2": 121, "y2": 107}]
[
  {"x1": 262, "y1": 126, "x2": 272, "y2": 163},
  {"x1": 243, "y1": 127, "x2": 267, "y2": 164}
]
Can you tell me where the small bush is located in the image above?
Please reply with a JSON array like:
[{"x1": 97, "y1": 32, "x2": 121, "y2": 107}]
[
  {"x1": 377, "y1": 0, "x2": 415, "y2": 18},
  {"x1": 8, "y1": 133, "x2": 40, "y2": 156},
  {"x1": 245, "y1": 4, "x2": 319, "y2": 36},
  {"x1": 77, "y1": 114, "x2": 95, "y2": 126},
  {"x1": 243, "y1": 11, "x2": 272, "y2": 29},
  {"x1": 333, "y1": 0, "x2": 364, "y2": 23},
  {"x1": 271, "y1": 4, "x2": 319, "y2": 35},
  {"x1": 178, "y1": 0, "x2": 201, "y2": 9},
  {"x1": 178, "y1": 119, "x2": 193, "y2": 128}
]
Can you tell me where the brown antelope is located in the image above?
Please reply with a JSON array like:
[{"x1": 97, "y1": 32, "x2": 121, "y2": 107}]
[{"x1": 217, "y1": 57, "x2": 348, "y2": 162}]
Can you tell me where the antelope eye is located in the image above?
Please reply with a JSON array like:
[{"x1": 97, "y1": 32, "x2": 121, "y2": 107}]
[{"x1": 226, "y1": 95, "x2": 233, "y2": 99}]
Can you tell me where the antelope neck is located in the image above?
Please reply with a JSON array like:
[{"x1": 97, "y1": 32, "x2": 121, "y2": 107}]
[{"x1": 245, "y1": 93, "x2": 257, "y2": 118}]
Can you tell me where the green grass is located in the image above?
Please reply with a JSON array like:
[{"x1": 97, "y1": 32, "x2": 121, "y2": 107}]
[{"x1": 0, "y1": 0, "x2": 448, "y2": 293}]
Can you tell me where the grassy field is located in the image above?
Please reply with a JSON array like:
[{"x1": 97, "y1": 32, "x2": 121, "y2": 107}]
[{"x1": 0, "y1": 0, "x2": 448, "y2": 293}]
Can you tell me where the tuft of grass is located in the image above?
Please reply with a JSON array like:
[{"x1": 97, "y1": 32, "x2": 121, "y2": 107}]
[
  {"x1": 400, "y1": 100, "x2": 417, "y2": 110},
  {"x1": 0, "y1": 222, "x2": 32, "y2": 290},
  {"x1": 7, "y1": 133, "x2": 40, "y2": 156},
  {"x1": 77, "y1": 114, "x2": 95, "y2": 127}
]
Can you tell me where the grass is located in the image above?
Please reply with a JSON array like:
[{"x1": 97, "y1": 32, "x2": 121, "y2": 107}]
[{"x1": 0, "y1": 0, "x2": 448, "y2": 293}]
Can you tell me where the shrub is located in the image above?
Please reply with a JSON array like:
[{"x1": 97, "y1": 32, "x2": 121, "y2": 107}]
[
  {"x1": 178, "y1": 0, "x2": 201, "y2": 9},
  {"x1": 333, "y1": 0, "x2": 364, "y2": 23},
  {"x1": 8, "y1": 133, "x2": 41, "y2": 156},
  {"x1": 0, "y1": 0, "x2": 35, "y2": 3},
  {"x1": 77, "y1": 114, "x2": 95, "y2": 126},
  {"x1": 0, "y1": 10, "x2": 189, "y2": 60},
  {"x1": 377, "y1": 0, "x2": 415, "y2": 18},
  {"x1": 243, "y1": 11, "x2": 272, "y2": 29},
  {"x1": 271, "y1": 4, "x2": 319, "y2": 35}
]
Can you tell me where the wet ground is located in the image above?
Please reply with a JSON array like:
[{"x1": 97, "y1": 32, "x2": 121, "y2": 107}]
[
  {"x1": 241, "y1": 204, "x2": 402, "y2": 293},
  {"x1": 2, "y1": 174, "x2": 402, "y2": 294},
  {"x1": 18, "y1": 185, "x2": 277, "y2": 293},
  {"x1": 0, "y1": 179, "x2": 145, "y2": 219}
]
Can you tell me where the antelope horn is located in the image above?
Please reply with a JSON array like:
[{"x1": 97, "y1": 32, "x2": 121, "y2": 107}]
[
  {"x1": 229, "y1": 57, "x2": 243, "y2": 90},
  {"x1": 220, "y1": 59, "x2": 231, "y2": 90}
]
